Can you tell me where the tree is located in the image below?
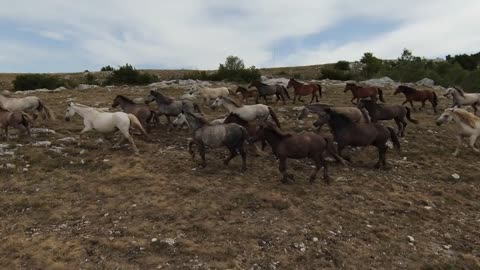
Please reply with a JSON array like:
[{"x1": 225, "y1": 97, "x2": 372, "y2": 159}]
[
  {"x1": 399, "y1": 48, "x2": 414, "y2": 62},
  {"x1": 219, "y1": 55, "x2": 245, "y2": 71},
  {"x1": 334, "y1": 60, "x2": 350, "y2": 71},
  {"x1": 360, "y1": 52, "x2": 383, "y2": 77}
]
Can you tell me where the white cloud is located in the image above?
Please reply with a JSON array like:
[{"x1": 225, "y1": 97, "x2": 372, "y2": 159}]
[{"x1": 0, "y1": 0, "x2": 479, "y2": 72}]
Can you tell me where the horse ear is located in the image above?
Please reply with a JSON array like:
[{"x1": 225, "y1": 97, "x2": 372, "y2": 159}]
[{"x1": 181, "y1": 110, "x2": 184, "y2": 114}]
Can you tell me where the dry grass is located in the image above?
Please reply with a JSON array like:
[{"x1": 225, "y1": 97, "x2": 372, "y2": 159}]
[{"x1": 0, "y1": 84, "x2": 479, "y2": 269}]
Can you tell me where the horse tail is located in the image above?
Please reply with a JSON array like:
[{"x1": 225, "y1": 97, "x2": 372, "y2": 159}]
[
  {"x1": 324, "y1": 136, "x2": 344, "y2": 165},
  {"x1": 282, "y1": 86, "x2": 291, "y2": 100},
  {"x1": 378, "y1": 88, "x2": 385, "y2": 103},
  {"x1": 127, "y1": 114, "x2": 150, "y2": 140},
  {"x1": 387, "y1": 127, "x2": 401, "y2": 152},
  {"x1": 268, "y1": 107, "x2": 281, "y2": 128},
  {"x1": 193, "y1": 102, "x2": 204, "y2": 114},
  {"x1": 38, "y1": 100, "x2": 56, "y2": 120},
  {"x1": 316, "y1": 84, "x2": 323, "y2": 98},
  {"x1": 405, "y1": 107, "x2": 419, "y2": 124},
  {"x1": 432, "y1": 92, "x2": 438, "y2": 107}
]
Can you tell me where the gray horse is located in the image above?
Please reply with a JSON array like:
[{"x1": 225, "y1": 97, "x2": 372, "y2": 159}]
[
  {"x1": 172, "y1": 112, "x2": 248, "y2": 172},
  {"x1": 145, "y1": 90, "x2": 202, "y2": 125},
  {"x1": 247, "y1": 81, "x2": 290, "y2": 104}
]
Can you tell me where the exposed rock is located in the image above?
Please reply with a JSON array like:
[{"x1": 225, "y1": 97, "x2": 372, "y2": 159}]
[
  {"x1": 31, "y1": 128, "x2": 56, "y2": 134},
  {"x1": 57, "y1": 137, "x2": 76, "y2": 144},
  {"x1": 451, "y1": 173, "x2": 460, "y2": 180},
  {"x1": 416, "y1": 78, "x2": 435, "y2": 87},
  {"x1": 132, "y1": 97, "x2": 145, "y2": 104},
  {"x1": 262, "y1": 77, "x2": 289, "y2": 87},
  {"x1": 33, "y1": 141, "x2": 52, "y2": 147},
  {"x1": 292, "y1": 106, "x2": 304, "y2": 112},
  {"x1": 361, "y1": 77, "x2": 395, "y2": 87},
  {"x1": 78, "y1": 84, "x2": 99, "y2": 90}
]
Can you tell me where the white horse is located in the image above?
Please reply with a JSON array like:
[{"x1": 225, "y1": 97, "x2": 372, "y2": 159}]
[
  {"x1": 436, "y1": 108, "x2": 480, "y2": 156},
  {"x1": 190, "y1": 86, "x2": 229, "y2": 104},
  {"x1": 443, "y1": 87, "x2": 480, "y2": 114},
  {"x1": 0, "y1": 94, "x2": 55, "y2": 120},
  {"x1": 210, "y1": 97, "x2": 282, "y2": 127},
  {"x1": 64, "y1": 102, "x2": 148, "y2": 155}
]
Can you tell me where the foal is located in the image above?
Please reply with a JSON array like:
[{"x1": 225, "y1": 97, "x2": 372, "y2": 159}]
[
  {"x1": 394, "y1": 85, "x2": 438, "y2": 113},
  {"x1": 250, "y1": 121, "x2": 343, "y2": 184},
  {"x1": 0, "y1": 106, "x2": 33, "y2": 140},
  {"x1": 235, "y1": 86, "x2": 258, "y2": 104}
]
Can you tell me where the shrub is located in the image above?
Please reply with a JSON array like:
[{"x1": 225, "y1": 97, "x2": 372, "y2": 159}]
[
  {"x1": 103, "y1": 64, "x2": 158, "y2": 85},
  {"x1": 293, "y1": 73, "x2": 302, "y2": 79},
  {"x1": 84, "y1": 73, "x2": 97, "y2": 85},
  {"x1": 100, "y1": 65, "x2": 115, "y2": 72},
  {"x1": 334, "y1": 61, "x2": 350, "y2": 71},
  {"x1": 13, "y1": 74, "x2": 64, "y2": 91},
  {"x1": 319, "y1": 68, "x2": 355, "y2": 81},
  {"x1": 183, "y1": 56, "x2": 261, "y2": 83}
]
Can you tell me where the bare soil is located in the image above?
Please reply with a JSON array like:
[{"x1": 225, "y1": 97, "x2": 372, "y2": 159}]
[{"x1": 0, "y1": 84, "x2": 479, "y2": 269}]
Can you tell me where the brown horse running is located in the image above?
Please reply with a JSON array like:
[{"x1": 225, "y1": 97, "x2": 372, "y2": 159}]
[
  {"x1": 235, "y1": 86, "x2": 258, "y2": 104},
  {"x1": 112, "y1": 95, "x2": 158, "y2": 131},
  {"x1": 344, "y1": 83, "x2": 385, "y2": 104},
  {"x1": 224, "y1": 113, "x2": 267, "y2": 156},
  {"x1": 249, "y1": 121, "x2": 344, "y2": 184},
  {"x1": 287, "y1": 78, "x2": 322, "y2": 104},
  {"x1": 394, "y1": 85, "x2": 438, "y2": 113}
]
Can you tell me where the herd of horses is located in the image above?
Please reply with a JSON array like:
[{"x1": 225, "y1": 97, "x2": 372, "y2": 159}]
[{"x1": 1, "y1": 79, "x2": 479, "y2": 184}]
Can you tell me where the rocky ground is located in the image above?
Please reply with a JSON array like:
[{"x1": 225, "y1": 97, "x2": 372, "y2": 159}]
[{"x1": 0, "y1": 82, "x2": 479, "y2": 269}]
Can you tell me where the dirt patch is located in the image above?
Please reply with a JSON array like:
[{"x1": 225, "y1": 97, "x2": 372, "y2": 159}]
[{"x1": 0, "y1": 84, "x2": 479, "y2": 269}]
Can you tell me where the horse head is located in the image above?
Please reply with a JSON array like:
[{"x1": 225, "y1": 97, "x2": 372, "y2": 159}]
[
  {"x1": 436, "y1": 108, "x2": 455, "y2": 126},
  {"x1": 64, "y1": 103, "x2": 76, "y2": 121},
  {"x1": 393, "y1": 86, "x2": 402, "y2": 95}
]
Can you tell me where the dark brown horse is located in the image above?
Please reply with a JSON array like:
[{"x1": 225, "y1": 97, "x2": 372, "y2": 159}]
[
  {"x1": 247, "y1": 81, "x2": 290, "y2": 104},
  {"x1": 224, "y1": 113, "x2": 266, "y2": 156},
  {"x1": 357, "y1": 99, "x2": 418, "y2": 137},
  {"x1": 112, "y1": 95, "x2": 158, "y2": 131},
  {"x1": 321, "y1": 108, "x2": 400, "y2": 169},
  {"x1": 394, "y1": 85, "x2": 438, "y2": 113},
  {"x1": 344, "y1": 83, "x2": 385, "y2": 104},
  {"x1": 287, "y1": 78, "x2": 322, "y2": 104},
  {"x1": 235, "y1": 86, "x2": 258, "y2": 104},
  {"x1": 0, "y1": 106, "x2": 33, "y2": 139},
  {"x1": 249, "y1": 121, "x2": 343, "y2": 184}
]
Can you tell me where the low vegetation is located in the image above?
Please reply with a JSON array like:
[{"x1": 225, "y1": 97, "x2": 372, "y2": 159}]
[
  {"x1": 103, "y1": 64, "x2": 159, "y2": 86},
  {"x1": 320, "y1": 49, "x2": 480, "y2": 91},
  {"x1": 184, "y1": 55, "x2": 261, "y2": 82},
  {"x1": 13, "y1": 74, "x2": 65, "y2": 91}
]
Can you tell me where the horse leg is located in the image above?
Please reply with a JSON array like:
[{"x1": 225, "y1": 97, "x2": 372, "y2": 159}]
[
  {"x1": 337, "y1": 144, "x2": 351, "y2": 162},
  {"x1": 409, "y1": 101, "x2": 416, "y2": 111},
  {"x1": 374, "y1": 145, "x2": 386, "y2": 169},
  {"x1": 469, "y1": 135, "x2": 479, "y2": 152},
  {"x1": 278, "y1": 157, "x2": 291, "y2": 183},
  {"x1": 316, "y1": 92, "x2": 320, "y2": 102},
  {"x1": 420, "y1": 100, "x2": 426, "y2": 111},
  {"x1": 394, "y1": 118, "x2": 403, "y2": 137},
  {"x1": 309, "y1": 93, "x2": 315, "y2": 103},
  {"x1": 124, "y1": 131, "x2": 139, "y2": 155},
  {"x1": 223, "y1": 146, "x2": 238, "y2": 166},
  {"x1": 239, "y1": 144, "x2": 247, "y2": 172},
  {"x1": 198, "y1": 144, "x2": 207, "y2": 168},
  {"x1": 292, "y1": 94, "x2": 297, "y2": 104},
  {"x1": 401, "y1": 100, "x2": 408, "y2": 106},
  {"x1": 188, "y1": 140, "x2": 196, "y2": 159},
  {"x1": 351, "y1": 97, "x2": 356, "y2": 104},
  {"x1": 453, "y1": 135, "x2": 462, "y2": 156},
  {"x1": 264, "y1": 95, "x2": 269, "y2": 105},
  {"x1": 4, "y1": 126, "x2": 8, "y2": 141},
  {"x1": 255, "y1": 95, "x2": 260, "y2": 104}
]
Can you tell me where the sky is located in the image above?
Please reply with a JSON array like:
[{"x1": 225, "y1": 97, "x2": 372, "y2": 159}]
[{"x1": 1, "y1": 0, "x2": 479, "y2": 72}]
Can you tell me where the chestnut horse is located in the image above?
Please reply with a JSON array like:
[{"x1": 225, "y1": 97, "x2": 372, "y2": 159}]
[
  {"x1": 235, "y1": 86, "x2": 257, "y2": 104},
  {"x1": 394, "y1": 85, "x2": 438, "y2": 113},
  {"x1": 287, "y1": 78, "x2": 322, "y2": 104},
  {"x1": 344, "y1": 83, "x2": 385, "y2": 104}
]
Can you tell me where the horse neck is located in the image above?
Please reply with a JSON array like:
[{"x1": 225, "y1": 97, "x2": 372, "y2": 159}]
[
  {"x1": 186, "y1": 115, "x2": 205, "y2": 131},
  {"x1": 327, "y1": 116, "x2": 352, "y2": 134},
  {"x1": 220, "y1": 101, "x2": 236, "y2": 112},
  {"x1": 73, "y1": 106, "x2": 96, "y2": 119},
  {"x1": 263, "y1": 129, "x2": 284, "y2": 150},
  {"x1": 290, "y1": 80, "x2": 301, "y2": 87}
]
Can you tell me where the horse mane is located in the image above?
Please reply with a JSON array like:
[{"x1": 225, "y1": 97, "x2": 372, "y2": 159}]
[
  {"x1": 263, "y1": 122, "x2": 292, "y2": 138},
  {"x1": 252, "y1": 81, "x2": 267, "y2": 86},
  {"x1": 116, "y1": 95, "x2": 135, "y2": 104},
  {"x1": 151, "y1": 90, "x2": 174, "y2": 104},
  {"x1": 221, "y1": 96, "x2": 243, "y2": 108},
  {"x1": 453, "y1": 86, "x2": 466, "y2": 97},
  {"x1": 451, "y1": 109, "x2": 480, "y2": 129},
  {"x1": 398, "y1": 85, "x2": 417, "y2": 94},
  {"x1": 186, "y1": 112, "x2": 211, "y2": 126},
  {"x1": 326, "y1": 109, "x2": 355, "y2": 126}
]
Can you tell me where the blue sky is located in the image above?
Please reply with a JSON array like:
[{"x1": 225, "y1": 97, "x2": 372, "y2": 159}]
[{"x1": 0, "y1": 0, "x2": 479, "y2": 72}]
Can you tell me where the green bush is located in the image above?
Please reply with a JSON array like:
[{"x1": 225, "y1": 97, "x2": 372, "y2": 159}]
[
  {"x1": 319, "y1": 68, "x2": 355, "y2": 81},
  {"x1": 103, "y1": 64, "x2": 158, "y2": 85},
  {"x1": 334, "y1": 61, "x2": 350, "y2": 71},
  {"x1": 183, "y1": 56, "x2": 261, "y2": 83},
  {"x1": 13, "y1": 74, "x2": 65, "y2": 91},
  {"x1": 100, "y1": 65, "x2": 115, "y2": 72}
]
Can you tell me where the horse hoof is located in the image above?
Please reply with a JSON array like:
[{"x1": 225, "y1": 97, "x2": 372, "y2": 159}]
[{"x1": 240, "y1": 167, "x2": 247, "y2": 173}]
